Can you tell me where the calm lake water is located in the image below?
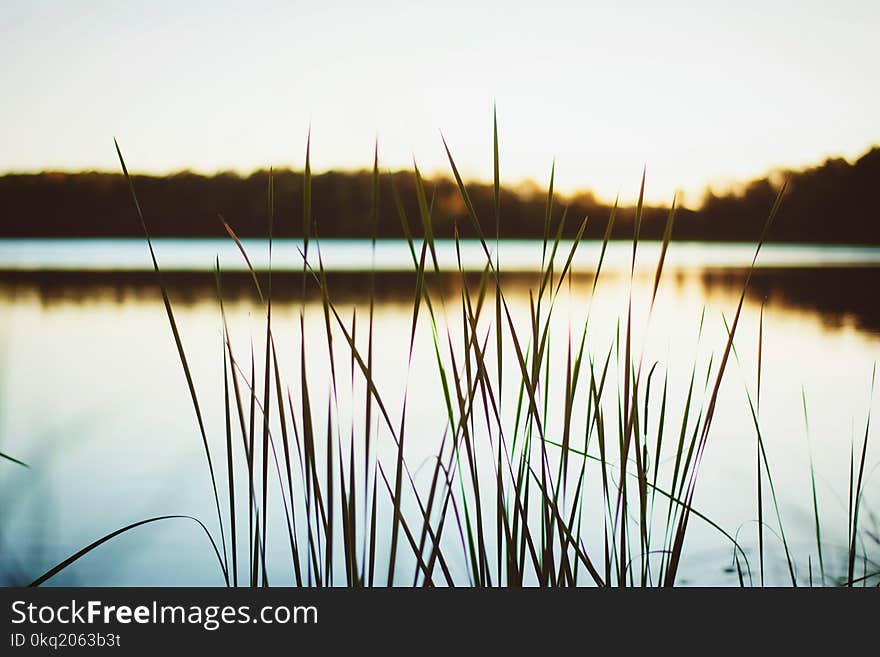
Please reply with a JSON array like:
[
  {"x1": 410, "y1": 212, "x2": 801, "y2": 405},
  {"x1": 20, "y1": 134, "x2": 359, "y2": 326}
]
[{"x1": 1, "y1": 239, "x2": 878, "y2": 586}]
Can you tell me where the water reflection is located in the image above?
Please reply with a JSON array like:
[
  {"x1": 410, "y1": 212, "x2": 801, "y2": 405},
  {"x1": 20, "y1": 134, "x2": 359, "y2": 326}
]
[
  {"x1": 2, "y1": 265, "x2": 879, "y2": 335},
  {"x1": 700, "y1": 267, "x2": 880, "y2": 334},
  {"x1": 1, "y1": 255, "x2": 878, "y2": 586}
]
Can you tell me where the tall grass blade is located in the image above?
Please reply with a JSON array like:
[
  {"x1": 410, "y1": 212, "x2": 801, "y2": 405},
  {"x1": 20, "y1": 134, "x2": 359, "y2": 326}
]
[{"x1": 114, "y1": 138, "x2": 229, "y2": 586}]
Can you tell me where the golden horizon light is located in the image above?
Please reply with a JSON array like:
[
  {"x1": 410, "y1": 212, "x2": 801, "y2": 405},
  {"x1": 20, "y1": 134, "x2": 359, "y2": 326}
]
[{"x1": 1, "y1": 0, "x2": 879, "y2": 205}]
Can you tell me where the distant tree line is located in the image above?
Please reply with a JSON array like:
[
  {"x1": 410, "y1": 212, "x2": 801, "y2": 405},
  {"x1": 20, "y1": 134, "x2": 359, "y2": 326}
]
[{"x1": 1, "y1": 147, "x2": 878, "y2": 243}]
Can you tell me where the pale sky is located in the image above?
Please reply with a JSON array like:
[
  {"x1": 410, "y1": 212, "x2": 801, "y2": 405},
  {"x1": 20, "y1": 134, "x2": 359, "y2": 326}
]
[{"x1": 2, "y1": 0, "x2": 878, "y2": 205}]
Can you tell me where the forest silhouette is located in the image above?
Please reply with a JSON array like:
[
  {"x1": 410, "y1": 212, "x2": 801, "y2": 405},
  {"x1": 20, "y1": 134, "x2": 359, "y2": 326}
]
[{"x1": 1, "y1": 146, "x2": 878, "y2": 244}]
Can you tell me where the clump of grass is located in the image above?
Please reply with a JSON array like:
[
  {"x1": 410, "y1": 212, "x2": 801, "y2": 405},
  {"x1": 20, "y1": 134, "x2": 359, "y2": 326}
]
[{"x1": 26, "y1": 116, "x2": 878, "y2": 587}]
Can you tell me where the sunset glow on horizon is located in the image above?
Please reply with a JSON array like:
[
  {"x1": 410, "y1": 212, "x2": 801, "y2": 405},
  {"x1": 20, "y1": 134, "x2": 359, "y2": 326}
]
[{"x1": 2, "y1": 0, "x2": 878, "y2": 205}]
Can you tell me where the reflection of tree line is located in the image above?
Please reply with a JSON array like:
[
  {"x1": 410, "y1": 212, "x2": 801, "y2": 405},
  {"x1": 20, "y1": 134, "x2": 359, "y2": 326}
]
[
  {"x1": 3, "y1": 267, "x2": 879, "y2": 334},
  {"x1": 700, "y1": 267, "x2": 880, "y2": 334},
  {"x1": 2, "y1": 147, "x2": 878, "y2": 243}
]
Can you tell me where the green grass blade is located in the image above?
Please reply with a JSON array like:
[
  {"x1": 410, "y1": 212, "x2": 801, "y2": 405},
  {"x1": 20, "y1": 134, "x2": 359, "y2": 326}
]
[{"x1": 114, "y1": 138, "x2": 229, "y2": 586}]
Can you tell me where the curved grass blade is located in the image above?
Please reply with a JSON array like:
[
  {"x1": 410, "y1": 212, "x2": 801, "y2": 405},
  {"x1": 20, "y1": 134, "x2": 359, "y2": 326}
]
[
  {"x1": 219, "y1": 213, "x2": 263, "y2": 302},
  {"x1": 30, "y1": 515, "x2": 226, "y2": 587}
]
